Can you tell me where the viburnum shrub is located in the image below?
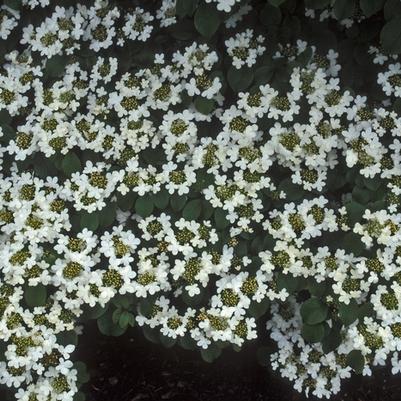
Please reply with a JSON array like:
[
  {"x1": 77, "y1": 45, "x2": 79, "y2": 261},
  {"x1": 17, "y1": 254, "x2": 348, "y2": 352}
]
[{"x1": 1, "y1": 0, "x2": 401, "y2": 400}]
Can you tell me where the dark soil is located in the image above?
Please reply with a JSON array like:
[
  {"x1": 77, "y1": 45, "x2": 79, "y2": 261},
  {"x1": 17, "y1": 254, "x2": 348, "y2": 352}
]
[{"x1": 78, "y1": 322, "x2": 401, "y2": 401}]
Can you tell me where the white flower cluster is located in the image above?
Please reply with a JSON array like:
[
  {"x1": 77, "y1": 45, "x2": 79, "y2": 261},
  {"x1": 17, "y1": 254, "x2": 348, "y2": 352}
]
[
  {"x1": 0, "y1": 1, "x2": 401, "y2": 401},
  {"x1": 225, "y1": 29, "x2": 266, "y2": 69}
]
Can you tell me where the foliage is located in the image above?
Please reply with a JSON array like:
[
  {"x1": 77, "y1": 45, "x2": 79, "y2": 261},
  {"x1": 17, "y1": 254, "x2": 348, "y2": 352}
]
[{"x1": 0, "y1": 0, "x2": 401, "y2": 400}]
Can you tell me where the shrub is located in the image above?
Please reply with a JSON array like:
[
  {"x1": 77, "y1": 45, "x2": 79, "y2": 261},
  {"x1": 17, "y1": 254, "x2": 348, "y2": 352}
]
[{"x1": 0, "y1": 0, "x2": 401, "y2": 400}]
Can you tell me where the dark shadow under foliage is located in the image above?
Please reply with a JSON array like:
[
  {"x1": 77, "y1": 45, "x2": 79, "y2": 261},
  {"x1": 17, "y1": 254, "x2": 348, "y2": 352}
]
[{"x1": 76, "y1": 322, "x2": 399, "y2": 401}]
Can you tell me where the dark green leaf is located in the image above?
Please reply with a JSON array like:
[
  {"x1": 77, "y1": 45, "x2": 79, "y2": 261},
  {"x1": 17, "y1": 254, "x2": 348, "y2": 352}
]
[
  {"x1": 278, "y1": 178, "x2": 305, "y2": 201},
  {"x1": 170, "y1": 193, "x2": 187, "y2": 212},
  {"x1": 153, "y1": 189, "x2": 170, "y2": 209},
  {"x1": 342, "y1": 232, "x2": 365, "y2": 256},
  {"x1": 338, "y1": 300, "x2": 359, "y2": 326},
  {"x1": 61, "y1": 152, "x2": 81, "y2": 175},
  {"x1": 227, "y1": 67, "x2": 254, "y2": 92},
  {"x1": 214, "y1": 208, "x2": 229, "y2": 230},
  {"x1": 118, "y1": 311, "x2": 132, "y2": 329},
  {"x1": 384, "y1": 0, "x2": 401, "y2": 20},
  {"x1": 24, "y1": 284, "x2": 47, "y2": 307},
  {"x1": 200, "y1": 344, "x2": 222, "y2": 363},
  {"x1": 254, "y1": 65, "x2": 274, "y2": 86},
  {"x1": 57, "y1": 330, "x2": 78, "y2": 346},
  {"x1": 176, "y1": 0, "x2": 197, "y2": 17},
  {"x1": 159, "y1": 333, "x2": 176, "y2": 348},
  {"x1": 194, "y1": 4, "x2": 220, "y2": 38},
  {"x1": 334, "y1": 0, "x2": 356, "y2": 19},
  {"x1": 268, "y1": 0, "x2": 287, "y2": 6},
  {"x1": 346, "y1": 350, "x2": 365, "y2": 373},
  {"x1": 248, "y1": 299, "x2": 270, "y2": 319},
  {"x1": 80, "y1": 211, "x2": 99, "y2": 231},
  {"x1": 182, "y1": 199, "x2": 202, "y2": 220},
  {"x1": 97, "y1": 311, "x2": 126, "y2": 336},
  {"x1": 135, "y1": 195, "x2": 154, "y2": 217},
  {"x1": 73, "y1": 391, "x2": 86, "y2": 401},
  {"x1": 4, "y1": 0, "x2": 22, "y2": 10},
  {"x1": 305, "y1": 0, "x2": 330, "y2": 8},
  {"x1": 44, "y1": 55, "x2": 69, "y2": 78},
  {"x1": 345, "y1": 201, "x2": 365, "y2": 224},
  {"x1": 74, "y1": 361, "x2": 90, "y2": 384},
  {"x1": 300, "y1": 298, "x2": 328, "y2": 325},
  {"x1": 276, "y1": 273, "x2": 303, "y2": 294},
  {"x1": 360, "y1": 0, "x2": 385, "y2": 17},
  {"x1": 352, "y1": 187, "x2": 370, "y2": 204},
  {"x1": 301, "y1": 323, "x2": 325, "y2": 343},
  {"x1": 322, "y1": 326, "x2": 342, "y2": 353},
  {"x1": 381, "y1": 15, "x2": 401, "y2": 54},
  {"x1": 98, "y1": 203, "x2": 117, "y2": 228},
  {"x1": 363, "y1": 176, "x2": 382, "y2": 191},
  {"x1": 260, "y1": 4, "x2": 282, "y2": 26},
  {"x1": 194, "y1": 97, "x2": 215, "y2": 115}
]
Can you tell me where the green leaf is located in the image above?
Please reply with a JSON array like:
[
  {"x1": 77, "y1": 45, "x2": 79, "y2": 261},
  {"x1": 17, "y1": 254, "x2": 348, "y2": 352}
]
[
  {"x1": 73, "y1": 391, "x2": 86, "y2": 401},
  {"x1": 97, "y1": 311, "x2": 126, "y2": 336},
  {"x1": 74, "y1": 361, "x2": 90, "y2": 384},
  {"x1": 214, "y1": 208, "x2": 229, "y2": 230},
  {"x1": 194, "y1": 4, "x2": 220, "y2": 38},
  {"x1": 4, "y1": 0, "x2": 22, "y2": 10},
  {"x1": 322, "y1": 325, "x2": 342, "y2": 353},
  {"x1": 227, "y1": 67, "x2": 254, "y2": 92},
  {"x1": 342, "y1": 232, "x2": 365, "y2": 256},
  {"x1": 276, "y1": 273, "x2": 303, "y2": 294},
  {"x1": 44, "y1": 55, "x2": 69, "y2": 78},
  {"x1": 305, "y1": 0, "x2": 330, "y2": 8},
  {"x1": 98, "y1": 203, "x2": 117, "y2": 228},
  {"x1": 118, "y1": 311, "x2": 132, "y2": 329},
  {"x1": 254, "y1": 65, "x2": 274, "y2": 86},
  {"x1": 307, "y1": 278, "x2": 328, "y2": 298},
  {"x1": 268, "y1": 0, "x2": 287, "y2": 6},
  {"x1": 194, "y1": 97, "x2": 215, "y2": 115},
  {"x1": 170, "y1": 193, "x2": 187, "y2": 212},
  {"x1": 56, "y1": 330, "x2": 78, "y2": 346},
  {"x1": 363, "y1": 176, "x2": 382, "y2": 191},
  {"x1": 80, "y1": 304, "x2": 108, "y2": 321},
  {"x1": 384, "y1": 0, "x2": 401, "y2": 20},
  {"x1": 248, "y1": 299, "x2": 270, "y2": 319},
  {"x1": 334, "y1": 0, "x2": 356, "y2": 19},
  {"x1": 0, "y1": 110, "x2": 11, "y2": 125},
  {"x1": 135, "y1": 195, "x2": 154, "y2": 217},
  {"x1": 278, "y1": 178, "x2": 305, "y2": 201},
  {"x1": 0, "y1": 124, "x2": 15, "y2": 143},
  {"x1": 200, "y1": 344, "x2": 222, "y2": 363},
  {"x1": 256, "y1": 346, "x2": 272, "y2": 367},
  {"x1": 182, "y1": 199, "x2": 202, "y2": 220},
  {"x1": 153, "y1": 189, "x2": 170, "y2": 209},
  {"x1": 179, "y1": 336, "x2": 197, "y2": 350},
  {"x1": 352, "y1": 187, "x2": 370, "y2": 204},
  {"x1": 117, "y1": 192, "x2": 136, "y2": 211},
  {"x1": 112, "y1": 308, "x2": 122, "y2": 324},
  {"x1": 143, "y1": 326, "x2": 159, "y2": 344},
  {"x1": 338, "y1": 300, "x2": 359, "y2": 326},
  {"x1": 176, "y1": 0, "x2": 197, "y2": 17},
  {"x1": 24, "y1": 284, "x2": 47, "y2": 307},
  {"x1": 260, "y1": 4, "x2": 282, "y2": 26},
  {"x1": 80, "y1": 211, "x2": 99, "y2": 231},
  {"x1": 381, "y1": 15, "x2": 401, "y2": 54},
  {"x1": 360, "y1": 0, "x2": 385, "y2": 16},
  {"x1": 159, "y1": 333, "x2": 176, "y2": 348},
  {"x1": 301, "y1": 323, "x2": 326, "y2": 343},
  {"x1": 61, "y1": 152, "x2": 81, "y2": 175},
  {"x1": 300, "y1": 298, "x2": 328, "y2": 325},
  {"x1": 346, "y1": 350, "x2": 365, "y2": 373},
  {"x1": 345, "y1": 201, "x2": 365, "y2": 224}
]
